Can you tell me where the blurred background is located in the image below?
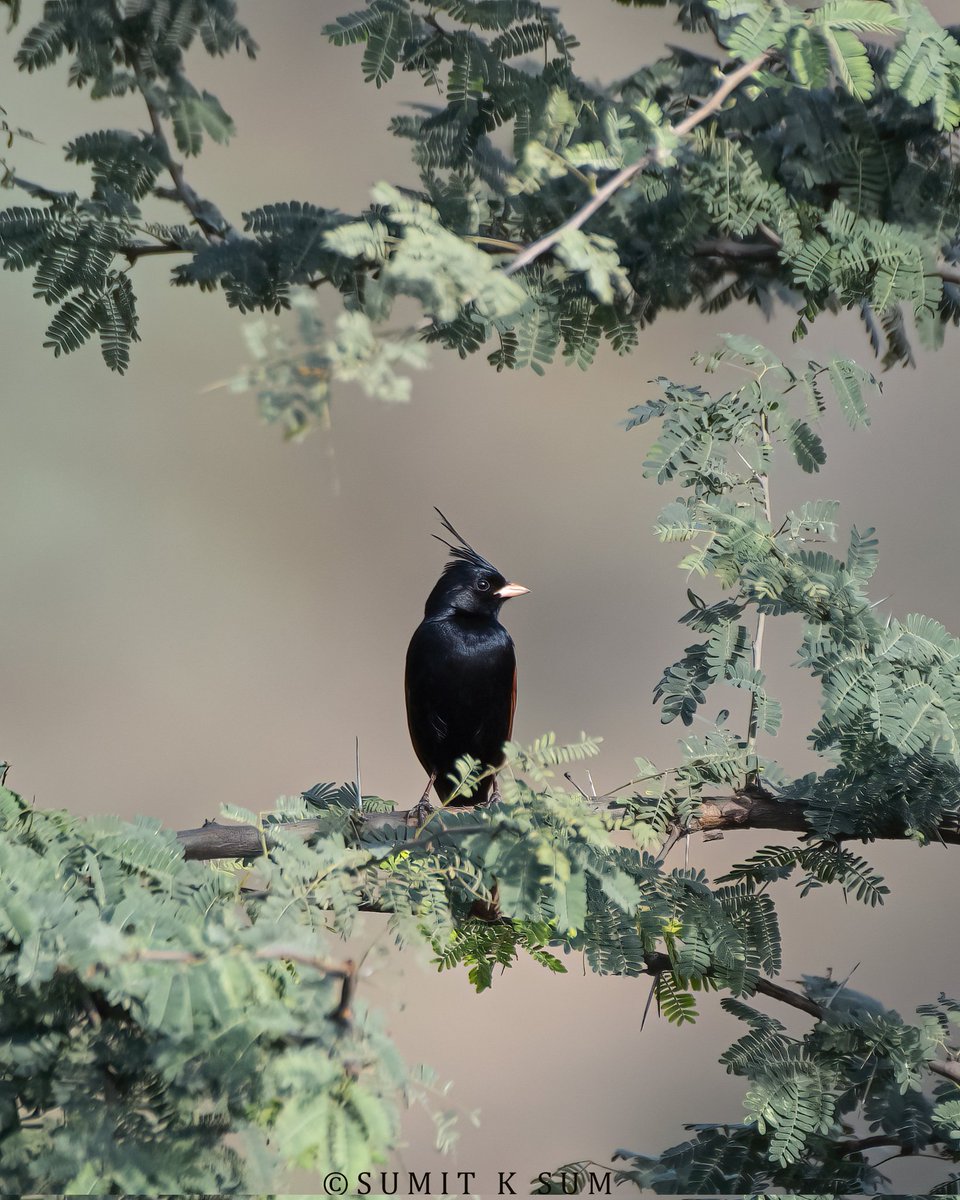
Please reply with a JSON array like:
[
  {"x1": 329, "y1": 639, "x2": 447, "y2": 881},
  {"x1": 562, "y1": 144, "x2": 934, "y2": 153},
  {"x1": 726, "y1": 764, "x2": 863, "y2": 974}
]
[{"x1": 2, "y1": 0, "x2": 958, "y2": 1189}]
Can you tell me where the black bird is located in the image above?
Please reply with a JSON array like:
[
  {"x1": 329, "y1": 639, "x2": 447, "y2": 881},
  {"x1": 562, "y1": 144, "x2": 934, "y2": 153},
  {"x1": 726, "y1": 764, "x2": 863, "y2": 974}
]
[{"x1": 405, "y1": 511, "x2": 528, "y2": 821}]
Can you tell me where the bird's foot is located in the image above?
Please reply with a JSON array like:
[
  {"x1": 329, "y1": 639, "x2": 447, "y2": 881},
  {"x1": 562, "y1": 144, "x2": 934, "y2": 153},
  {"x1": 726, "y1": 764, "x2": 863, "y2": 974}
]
[
  {"x1": 409, "y1": 796, "x2": 435, "y2": 828},
  {"x1": 409, "y1": 774, "x2": 436, "y2": 828},
  {"x1": 479, "y1": 777, "x2": 502, "y2": 808}
]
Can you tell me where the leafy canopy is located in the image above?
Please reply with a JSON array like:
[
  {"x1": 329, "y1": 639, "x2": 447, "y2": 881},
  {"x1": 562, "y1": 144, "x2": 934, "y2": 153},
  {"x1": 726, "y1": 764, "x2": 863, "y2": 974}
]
[{"x1": 4, "y1": 0, "x2": 960, "y2": 423}]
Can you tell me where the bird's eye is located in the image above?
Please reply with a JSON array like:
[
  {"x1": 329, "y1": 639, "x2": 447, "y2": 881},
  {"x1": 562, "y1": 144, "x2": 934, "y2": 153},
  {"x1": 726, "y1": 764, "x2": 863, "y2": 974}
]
[{"x1": 477, "y1": 578, "x2": 491, "y2": 592}]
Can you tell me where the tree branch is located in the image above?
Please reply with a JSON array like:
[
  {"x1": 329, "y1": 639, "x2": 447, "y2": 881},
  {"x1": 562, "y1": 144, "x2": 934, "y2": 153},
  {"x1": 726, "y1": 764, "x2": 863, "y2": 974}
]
[
  {"x1": 836, "y1": 1134, "x2": 915, "y2": 1158},
  {"x1": 175, "y1": 813, "x2": 960, "y2": 1079},
  {"x1": 176, "y1": 788, "x2": 960, "y2": 862},
  {"x1": 63, "y1": 943, "x2": 357, "y2": 1025},
  {"x1": 6, "y1": 174, "x2": 77, "y2": 203},
  {"x1": 129, "y1": 943, "x2": 353, "y2": 978},
  {"x1": 120, "y1": 240, "x2": 193, "y2": 263},
  {"x1": 504, "y1": 51, "x2": 773, "y2": 278},
  {"x1": 937, "y1": 259, "x2": 960, "y2": 286},
  {"x1": 693, "y1": 237, "x2": 781, "y2": 260},
  {"x1": 695, "y1": 237, "x2": 960, "y2": 291},
  {"x1": 694, "y1": 791, "x2": 960, "y2": 844},
  {"x1": 643, "y1": 950, "x2": 960, "y2": 1087},
  {"x1": 929, "y1": 1058, "x2": 960, "y2": 1086},
  {"x1": 642, "y1": 950, "x2": 824, "y2": 1018}
]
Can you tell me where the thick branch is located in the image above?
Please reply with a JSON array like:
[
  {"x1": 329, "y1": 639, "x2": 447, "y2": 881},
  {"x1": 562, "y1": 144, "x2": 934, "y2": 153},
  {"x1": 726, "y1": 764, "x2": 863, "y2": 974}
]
[
  {"x1": 504, "y1": 51, "x2": 772, "y2": 278},
  {"x1": 176, "y1": 809, "x2": 491, "y2": 859},
  {"x1": 694, "y1": 791, "x2": 960, "y2": 844},
  {"x1": 696, "y1": 237, "x2": 960, "y2": 289},
  {"x1": 930, "y1": 1058, "x2": 960, "y2": 1086},
  {"x1": 120, "y1": 239, "x2": 193, "y2": 263},
  {"x1": 176, "y1": 790, "x2": 960, "y2": 862}
]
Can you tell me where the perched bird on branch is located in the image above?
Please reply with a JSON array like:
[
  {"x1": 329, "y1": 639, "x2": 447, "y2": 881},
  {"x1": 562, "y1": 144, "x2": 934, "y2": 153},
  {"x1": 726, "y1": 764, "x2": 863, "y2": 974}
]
[{"x1": 405, "y1": 510, "x2": 528, "y2": 823}]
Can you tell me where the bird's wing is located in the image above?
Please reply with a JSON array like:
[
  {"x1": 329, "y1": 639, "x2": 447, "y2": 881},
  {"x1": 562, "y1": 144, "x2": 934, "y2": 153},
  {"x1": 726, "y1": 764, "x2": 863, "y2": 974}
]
[{"x1": 507, "y1": 661, "x2": 518, "y2": 741}]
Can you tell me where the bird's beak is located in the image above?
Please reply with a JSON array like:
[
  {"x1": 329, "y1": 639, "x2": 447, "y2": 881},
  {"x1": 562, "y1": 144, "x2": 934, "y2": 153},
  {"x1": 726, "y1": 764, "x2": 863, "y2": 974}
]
[{"x1": 494, "y1": 582, "x2": 530, "y2": 599}]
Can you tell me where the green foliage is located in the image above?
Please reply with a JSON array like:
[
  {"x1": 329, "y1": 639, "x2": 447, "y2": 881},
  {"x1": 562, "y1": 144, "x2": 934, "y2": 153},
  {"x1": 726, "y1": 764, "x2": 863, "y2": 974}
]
[
  {"x1": 0, "y1": 0, "x2": 254, "y2": 371},
  {"x1": 220, "y1": 292, "x2": 428, "y2": 440},
  {"x1": 632, "y1": 337, "x2": 960, "y2": 924},
  {"x1": 617, "y1": 976, "x2": 956, "y2": 1190},
  {"x1": 7, "y1": 0, "x2": 960, "y2": 386},
  {"x1": 594, "y1": 333, "x2": 960, "y2": 1189},
  {"x1": 0, "y1": 786, "x2": 407, "y2": 1192},
  {"x1": 435, "y1": 919, "x2": 566, "y2": 992},
  {"x1": 0, "y1": 202, "x2": 146, "y2": 372}
]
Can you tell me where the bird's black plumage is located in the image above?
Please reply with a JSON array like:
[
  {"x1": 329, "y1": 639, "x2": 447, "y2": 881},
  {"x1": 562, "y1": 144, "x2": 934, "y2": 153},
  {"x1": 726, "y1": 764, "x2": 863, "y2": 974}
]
[{"x1": 405, "y1": 511, "x2": 527, "y2": 808}]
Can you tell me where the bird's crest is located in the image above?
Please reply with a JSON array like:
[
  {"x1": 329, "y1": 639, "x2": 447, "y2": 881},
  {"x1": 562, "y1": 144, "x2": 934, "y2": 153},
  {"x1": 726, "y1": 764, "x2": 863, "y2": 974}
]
[{"x1": 433, "y1": 508, "x2": 496, "y2": 575}]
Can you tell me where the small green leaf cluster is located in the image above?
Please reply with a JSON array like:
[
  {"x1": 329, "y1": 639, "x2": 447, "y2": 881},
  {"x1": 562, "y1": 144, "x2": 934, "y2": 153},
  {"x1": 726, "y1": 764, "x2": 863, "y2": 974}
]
[
  {"x1": 1, "y1": 0, "x2": 256, "y2": 371},
  {"x1": 0, "y1": 201, "x2": 146, "y2": 371},
  {"x1": 223, "y1": 294, "x2": 428, "y2": 440},
  {"x1": 638, "y1": 337, "x2": 877, "y2": 736}
]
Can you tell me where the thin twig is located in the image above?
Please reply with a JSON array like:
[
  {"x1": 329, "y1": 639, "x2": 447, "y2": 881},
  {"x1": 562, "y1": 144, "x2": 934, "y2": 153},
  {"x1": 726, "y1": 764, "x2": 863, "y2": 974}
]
[
  {"x1": 355, "y1": 735, "x2": 363, "y2": 812},
  {"x1": 694, "y1": 238, "x2": 781, "y2": 261},
  {"x1": 139, "y1": 83, "x2": 232, "y2": 242},
  {"x1": 464, "y1": 234, "x2": 525, "y2": 253},
  {"x1": 504, "y1": 51, "x2": 772, "y2": 278},
  {"x1": 824, "y1": 961, "x2": 860, "y2": 1008},
  {"x1": 597, "y1": 764, "x2": 685, "y2": 799},
  {"x1": 564, "y1": 771, "x2": 591, "y2": 801},
  {"x1": 745, "y1": 409, "x2": 773, "y2": 778},
  {"x1": 7, "y1": 174, "x2": 77, "y2": 202},
  {"x1": 657, "y1": 824, "x2": 686, "y2": 863},
  {"x1": 130, "y1": 944, "x2": 352, "y2": 977},
  {"x1": 836, "y1": 1134, "x2": 912, "y2": 1159}
]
